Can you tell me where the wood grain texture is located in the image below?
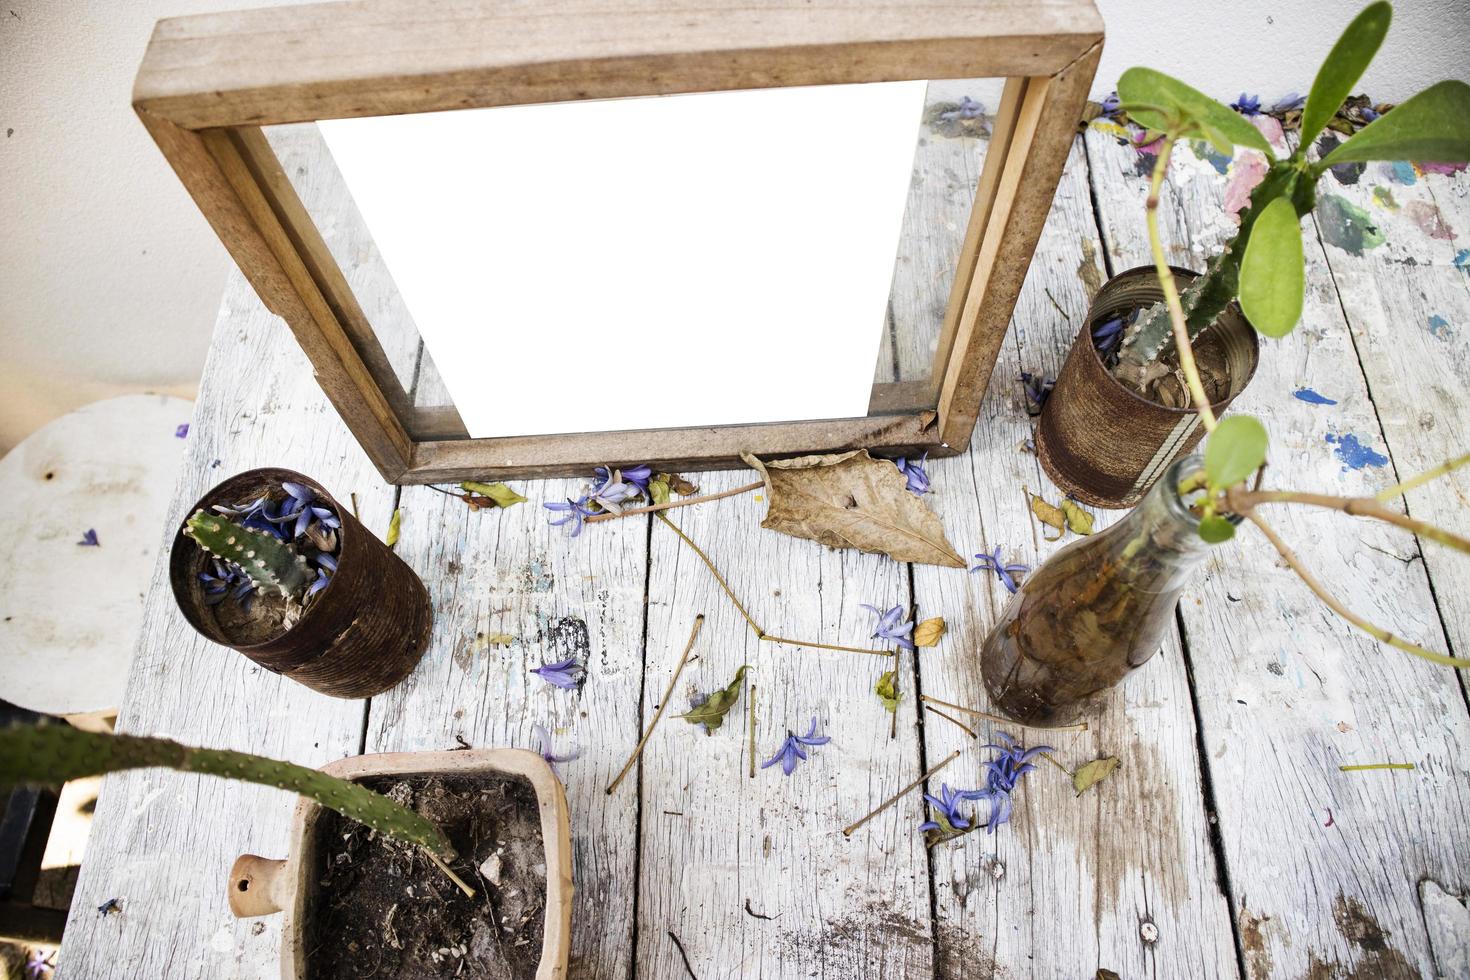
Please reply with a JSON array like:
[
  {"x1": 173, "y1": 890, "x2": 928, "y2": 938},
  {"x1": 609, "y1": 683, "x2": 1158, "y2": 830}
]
[
  {"x1": 637, "y1": 469, "x2": 932, "y2": 977},
  {"x1": 364, "y1": 481, "x2": 649, "y2": 980},
  {"x1": 135, "y1": 0, "x2": 1103, "y2": 129},
  {"x1": 54, "y1": 272, "x2": 397, "y2": 980},
  {"x1": 915, "y1": 139, "x2": 1238, "y2": 979},
  {"x1": 1085, "y1": 123, "x2": 1470, "y2": 978}
]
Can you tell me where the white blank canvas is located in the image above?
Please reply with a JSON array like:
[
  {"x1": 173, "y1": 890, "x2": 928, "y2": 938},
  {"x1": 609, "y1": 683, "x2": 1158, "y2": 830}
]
[{"x1": 317, "y1": 81, "x2": 926, "y2": 438}]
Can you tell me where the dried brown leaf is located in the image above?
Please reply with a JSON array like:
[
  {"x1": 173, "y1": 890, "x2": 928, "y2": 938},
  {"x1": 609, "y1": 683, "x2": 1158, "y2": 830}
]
[
  {"x1": 742, "y1": 451, "x2": 964, "y2": 568},
  {"x1": 913, "y1": 617, "x2": 947, "y2": 648}
]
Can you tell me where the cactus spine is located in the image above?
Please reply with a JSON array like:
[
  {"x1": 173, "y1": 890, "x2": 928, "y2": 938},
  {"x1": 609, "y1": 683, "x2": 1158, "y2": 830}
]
[
  {"x1": 0, "y1": 723, "x2": 455, "y2": 861},
  {"x1": 184, "y1": 510, "x2": 310, "y2": 597}
]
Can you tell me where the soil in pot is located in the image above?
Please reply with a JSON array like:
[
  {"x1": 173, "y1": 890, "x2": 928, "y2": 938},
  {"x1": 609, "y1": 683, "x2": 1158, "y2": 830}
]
[{"x1": 305, "y1": 772, "x2": 546, "y2": 980}]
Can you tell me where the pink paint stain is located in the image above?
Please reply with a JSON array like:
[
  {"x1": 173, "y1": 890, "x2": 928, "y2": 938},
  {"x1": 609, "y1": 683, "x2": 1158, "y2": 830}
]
[{"x1": 1404, "y1": 201, "x2": 1456, "y2": 241}]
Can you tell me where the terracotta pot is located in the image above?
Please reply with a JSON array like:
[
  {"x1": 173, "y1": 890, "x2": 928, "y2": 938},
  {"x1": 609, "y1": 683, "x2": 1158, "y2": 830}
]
[
  {"x1": 228, "y1": 748, "x2": 574, "y2": 980},
  {"x1": 1036, "y1": 266, "x2": 1259, "y2": 508},
  {"x1": 169, "y1": 467, "x2": 431, "y2": 698}
]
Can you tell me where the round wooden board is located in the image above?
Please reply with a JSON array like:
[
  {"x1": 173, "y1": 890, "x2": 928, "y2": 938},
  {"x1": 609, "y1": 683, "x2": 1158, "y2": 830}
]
[{"x1": 0, "y1": 394, "x2": 192, "y2": 717}]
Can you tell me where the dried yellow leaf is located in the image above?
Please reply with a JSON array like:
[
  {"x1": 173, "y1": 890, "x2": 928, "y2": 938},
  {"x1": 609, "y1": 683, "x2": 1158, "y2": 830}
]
[
  {"x1": 1029, "y1": 494, "x2": 1066, "y2": 541},
  {"x1": 1061, "y1": 499, "x2": 1095, "y2": 535},
  {"x1": 912, "y1": 617, "x2": 947, "y2": 648}
]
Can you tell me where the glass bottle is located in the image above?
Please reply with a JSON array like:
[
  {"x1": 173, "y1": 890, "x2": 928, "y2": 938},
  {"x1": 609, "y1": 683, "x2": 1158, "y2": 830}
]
[{"x1": 980, "y1": 454, "x2": 1221, "y2": 727}]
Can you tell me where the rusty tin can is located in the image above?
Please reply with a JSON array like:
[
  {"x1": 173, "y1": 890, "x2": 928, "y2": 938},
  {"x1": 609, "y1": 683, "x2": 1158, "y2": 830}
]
[{"x1": 1037, "y1": 266, "x2": 1259, "y2": 508}]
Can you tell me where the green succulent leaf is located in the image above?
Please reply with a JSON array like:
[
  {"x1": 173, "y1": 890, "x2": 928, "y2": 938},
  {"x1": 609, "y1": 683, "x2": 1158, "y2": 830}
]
[
  {"x1": 1238, "y1": 197, "x2": 1305, "y2": 338},
  {"x1": 1301, "y1": 1, "x2": 1392, "y2": 145},
  {"x1": 1117, "y1": 67, "x2": 1274, "y2": 157},
  {"x1": 1322, "y1": 80, "x2": 1470, "y2": 166},
  {"x1": 875, "y1": 670, "x2": 901, "y2": 713},
  {"x1": 0, "y1": 723, "x2": 456, "y2": 860},
  {"x1": 460, "y1": 481, "x2": 527, "y2": 508},
  {"x1": 679, "y1": 665, "x2": 750, "y2": 734},
  {"x1": 1198, "y1": 515, "x2": 1238, "y2": 544},
  {"x1": 1205, "y1": 416, "x2": 1269, "y2": 489}
]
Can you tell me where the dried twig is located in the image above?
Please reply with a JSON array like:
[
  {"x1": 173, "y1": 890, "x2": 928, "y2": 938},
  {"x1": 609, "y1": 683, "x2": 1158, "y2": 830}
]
[
  {"x1": 1375, "y1": 451, "x2": 1470, "y2": 504},
  {"x1": 655, "y1": 513, "x2": 890, "y2": 657},
  {"x1": 607, "y1": 614, "x2": 705, "y2": 794},
  {"x1": 668, "y1": 931, "x2": 699, "y2": 979},
  {"x1": 1339, "y1": 762, "x2": 1416, "y2": 772},
  {"x1": 924, "y1": 705, "x2": 979, "y2": 740},
  {"x1": 841, "y1": 749, "x2": 961, "y2": 837},
  {"x1": 919, "y1": 694, "x2": 1089, "y2": 732},
  {"x1": 586, "y1": 481, "x2": 763, "y2": 524},
  {"x1": 425, "y1": 850, "x2": 476, "y2": 899},
  {"x1": 748, "y1": 684, "x2": 757, "y2": 779}
]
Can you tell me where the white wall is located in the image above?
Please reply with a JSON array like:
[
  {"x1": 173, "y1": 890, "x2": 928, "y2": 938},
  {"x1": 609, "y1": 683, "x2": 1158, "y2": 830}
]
[{"x1": 3, "y1": 0, "x2": 1468, "y2": 453}]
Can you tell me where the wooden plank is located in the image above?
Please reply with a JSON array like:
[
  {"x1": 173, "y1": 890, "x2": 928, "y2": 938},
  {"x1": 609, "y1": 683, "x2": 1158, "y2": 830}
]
[
  {"x1": 55, "y1": 271, "x2": 397, "y2": 979},
  {"x1": 404, "y1": 413, "x2": 950, "y2": 484},
  {"x1": 915, "y1": 138, "x2": 1239, "y2": 979},
  {"x1": 1084, "y1": 123, "x2": 1470, "y2": 978},
  {"x1": 636, "y1": 470, "x2": 931, "y2": 977},
  {"x1": 938, "y1": 38, "x2": 1102, "y2": 451},
  {"x1": 364, "y1": 481, "x2": 649, "y2": 980},
  {"x1": 134, "y1": 0, "x2": 1104, "y2": 129},
  {"x1": 877, "y1": 78, "x2": 1007, "y2": 394},
  {"x1": 1305, "y1": 152, "x2": 1470, "y2": 670}
]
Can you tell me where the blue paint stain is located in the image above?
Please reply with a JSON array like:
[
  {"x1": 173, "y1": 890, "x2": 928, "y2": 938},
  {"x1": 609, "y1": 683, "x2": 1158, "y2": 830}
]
[
  {"x1": 1454, "y1": 249, "x2": 1470, "y2": 273},
  {"x1": 1294, "y1": 388, "x2": 1338, "y2": 405},
  {"x1": 1384, "y1": 160, "x2": 1418, "y2": 185},
  {"x1": 1325, "y1": 432, "x2": 1389, "y2": 471},
  {"x1": 1428, "y1": 314, "x2": 1452, "y2": 340}
]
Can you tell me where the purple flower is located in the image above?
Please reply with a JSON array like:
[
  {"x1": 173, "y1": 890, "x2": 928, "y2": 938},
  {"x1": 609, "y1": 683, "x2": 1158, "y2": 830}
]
[
  {"x1": 760, "y1": 717, "x2": 830, "y2": 776},
  {"x1": 1270, "y1": 92, "x2": 1305, "y2": 113},
  {"x1": 1230, "y1": 93, "x2": 1262, "y2": 116},
  {"x1": 918, "y1": 783, "x2": 973, "y2": 833},
  {"x1": 939, "y1": 95, "x2": 986, "y2": 122},
  {"x1": 545, "y1": 495, "x2": 597, "y2": 536},
  {"x1": 272, "y1": 481, "x2": 340, "y2": 540},
  {"x1": 1099, "y1": 91, "x2": 1121, "y2": 118},
  {"x1": 861, "y1": 603, "x2": 915, "y2": 652},
  {"x1": 958, "y1": 732, "x2": 1052, "y2": 834},
  {"x1": 1361, "y1": 106, "x2": 1380, "y2": 122},
  {"x1": 531, "y1": 656, "x2": 583, "y2": 691},
  {"x1": 175, "y1": 423, "x2": 189, "y2": 439},
  {"x1": 971, "y1": 547, "x2": 1029, "y2": 594},
  {"x1": 199, "y1": 558, "x2": 256, "y2": 609},
  {"x1": 26, "y1": 949, "x2": 52, "y2": 980},
  {"x1": 213, "y1": 496, "x2": 286, "y2": 540},
  {"x1": 77, "y1": 529, "x2": 99, "y2": 546},
  {"x1": 1018, "y1": 372, "x2": 1055, "y2": 416},
  {"x1": 893, "y1": 453, "x2": 930, "y2": 495},
  {"x1": 532, "y1": 723, "x2": 582, "y2": 777},
  {"x1": 597, "y1": 464, "x2": 652, "y2": 496},
  {"x1": 1092, "y1": 317, "x2": 1125, "y2": 355}
]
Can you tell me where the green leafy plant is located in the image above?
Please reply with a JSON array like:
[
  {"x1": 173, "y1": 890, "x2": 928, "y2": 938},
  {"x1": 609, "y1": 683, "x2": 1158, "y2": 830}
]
[
  {"x1": 0, "y1": 723, "x2": 477, "y2": 895},
  {"x1": 1111, "y1": 1, "x2": 1470, "y2": 378},
  {"x1": 1117, "y1": 2, "x2": 1470, "y2": 667}
]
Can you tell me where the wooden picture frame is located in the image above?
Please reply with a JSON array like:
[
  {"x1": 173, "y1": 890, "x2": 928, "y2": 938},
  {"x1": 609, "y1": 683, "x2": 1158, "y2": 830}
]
[{"x1": 134, "y1": 0, "x2": 1103, "y2": 484}]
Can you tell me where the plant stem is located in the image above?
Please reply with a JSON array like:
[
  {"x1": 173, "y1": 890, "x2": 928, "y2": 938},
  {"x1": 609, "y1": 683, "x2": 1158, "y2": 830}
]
[
  {"x1": 586, "y1": 481, "x2": 764, "y2": 524},
  {"x1": 1145, "y1": 139, "x2": 1217, "y2": 431},
  {"x1": 1339, "y1": 762, "x2": 1416, "y2": 772},
  {"x1": 654, "y1": 513, "x2": 892, "y2": 657},
  {"x1": 1228, "y1": 487, "x2": 1470, "y2": 555},
  {"x1": 607, "y1": 614, "x2": 705, "y2": 795},
  {"x1": 748, "y1": 684, "x2": 757, "y2": 779},
  {"x1": 1244, "y1": 512, "x2": 1469, "y2": 668},
  {"x1": 841, "y1": 749, "x2": 961, "y2": 838},
  {"x1": 1039, "y1": 752, "x2": 1072, "y2": 776},
  {"x1": 426, "y1": 850, "x2": 476, "y2": 899},
  {"x1": 1374, "y1": 451, "x2": 1470, "y2": 504},
  {"x1": 919, "y1": 694, "x2": 1090, "y2": 732},
  {"x1": 924, "y1": 705, "x2": 979, "y2": 740}
]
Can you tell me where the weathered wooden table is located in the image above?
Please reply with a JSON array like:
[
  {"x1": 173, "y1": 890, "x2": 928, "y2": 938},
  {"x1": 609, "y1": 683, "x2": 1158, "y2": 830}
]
[{"x1": 58, "y1": 86, "x2": 1470, "y2": 979}]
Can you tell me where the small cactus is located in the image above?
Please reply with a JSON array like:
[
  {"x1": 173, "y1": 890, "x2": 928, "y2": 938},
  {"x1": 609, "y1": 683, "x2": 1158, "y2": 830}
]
[
  {"x1": 0, "y1": 723, "x2": 455, "y2": 861},
  {"x1": 184, "y1": 510, "x2": 311, "y2": 598}
]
